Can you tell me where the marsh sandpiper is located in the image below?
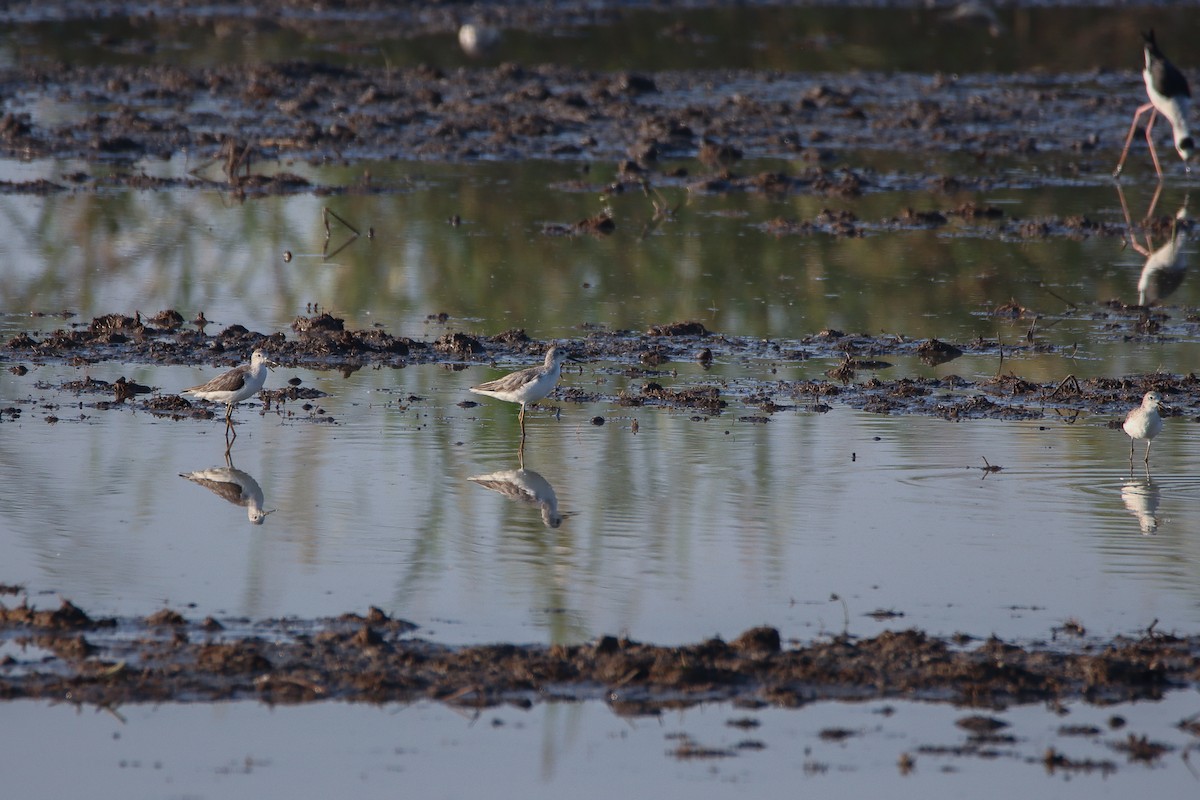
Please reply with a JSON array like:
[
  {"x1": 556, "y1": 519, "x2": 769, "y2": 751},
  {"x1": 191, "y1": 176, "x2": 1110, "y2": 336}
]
[
  {"x1": 470, "y1": 346, "x2": 573, "y2": 444},
  {"x1": 1123, "y1": 390, "x2": 1167, "y2": 465},
  {"x1": 182, "y1": 349, "x2": 277, "y2": 440}
]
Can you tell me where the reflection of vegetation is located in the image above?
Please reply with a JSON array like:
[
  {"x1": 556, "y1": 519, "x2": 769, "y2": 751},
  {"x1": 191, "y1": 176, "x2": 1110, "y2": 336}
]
[
  {"x1": 0, "y1": 162, "x2": 1192, "y2": 368},
  {"x1": 3, "y1": 8, "x2": 1199, "y2": 73}
]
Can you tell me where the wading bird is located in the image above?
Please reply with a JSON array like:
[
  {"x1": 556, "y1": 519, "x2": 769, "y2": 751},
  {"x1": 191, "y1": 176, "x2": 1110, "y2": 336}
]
[
  {"x1": 1114, "y1": 30, "x2": 1194, "y2": 179},
  {"x1": 470, "y1": 346, "x2": 573, "y2": 448},
  {"x1": 182, "y1": 349, "x2": 277, "y2": 443},
  {"x1": 1122, "y1": 391, "x2": 1167, "y2": 465}
]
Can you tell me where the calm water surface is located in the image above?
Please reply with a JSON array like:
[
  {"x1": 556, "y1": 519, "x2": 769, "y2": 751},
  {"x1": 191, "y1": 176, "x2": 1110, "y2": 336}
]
[
  {"x1": 2, "y1": 353, "x2": 1199, "y2": 643},
  {"x1": 3, "y1": 5, "x2": 1200, "y2": 795},
  {"x1": 2, "y1": 5, "x2": 1200, "y2": 74},
  {"x1": 0, "y1": 159, "x2": 1196, "y2": 354},
  {"x1": 4, "y1": 695, "x2": 1200, "y2": 799}
]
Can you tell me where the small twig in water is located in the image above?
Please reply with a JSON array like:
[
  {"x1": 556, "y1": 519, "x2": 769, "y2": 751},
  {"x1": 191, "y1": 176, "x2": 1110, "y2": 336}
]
[
  {"x1": 1182, "y1": 744, "x2": 1200, "y2": 781},
  {"x1": 323, "y1": 207, "x2": 361, "y2": 238},
  {"x1": 1045, "y1": 374, "x2": 1081, "y2": 400},
  {"x1": 1037, "y1": 281, "x2": 1078, "y2": 310},
  {"x1": 830, "y1": 593, "x2": 850, "y2": 638},
  {"x1": 322, "y1": 207, "x2": 362, "y2": 259}
]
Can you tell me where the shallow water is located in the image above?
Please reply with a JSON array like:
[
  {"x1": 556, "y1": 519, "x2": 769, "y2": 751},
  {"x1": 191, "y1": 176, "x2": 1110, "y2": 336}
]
[
  {"x1": 2, "y1": 158, "x2": 1199, "y2": 796},
  {"x1": 0, "y1": 159, "x2": 1197, "y2": 355},
  {"x1": 4, "y1": 694, "x2": 1199, "y2": 799},
  {"x1": 3, "y1": 5, "x2": 1200, "y2": 74},
  {"x1": 2, "y1": 355, "x2": 1199, "y2": 645}
]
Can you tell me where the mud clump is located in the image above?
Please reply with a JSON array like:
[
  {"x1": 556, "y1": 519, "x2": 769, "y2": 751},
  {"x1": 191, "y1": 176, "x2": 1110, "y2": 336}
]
[
  {"x1": 0, "y1": 599, "x2": 112, "y2": 630},
  {"x1": 487, "y1": 329, "x2": 530, "y2": 344},
  {"x1": 639, "y1": 382, "x2": 726, "y2": 415},
  {"x1": 434, "y1": 332, "x2": 485, "y2": 357},
  {"x1": 146, "y1": 608, "x2": 188, "y2": 626},
  {"x1": 291, "y1": 313, "x2": 411, "y2": 356},
  {"x1": 916, "y1": 338, "x2": 963, "y2": 366},
  {"x1": 647, "y1": 321, "x2": 708, "y2": 337},
  {"x1": 291, "y1": 313, "x2": 344, "y2": 334}
]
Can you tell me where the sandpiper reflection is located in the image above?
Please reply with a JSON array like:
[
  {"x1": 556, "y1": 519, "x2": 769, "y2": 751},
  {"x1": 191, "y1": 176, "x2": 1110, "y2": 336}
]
[
  {"x1": 1121, "y1": 477, "x2": 1160, "y2": 535},
  {"x1": 468, "y1": 467, "x2": 562, "y2": 528},
  {"x1": 180, "y1": 457, "x2": 272, "y2": 525}
]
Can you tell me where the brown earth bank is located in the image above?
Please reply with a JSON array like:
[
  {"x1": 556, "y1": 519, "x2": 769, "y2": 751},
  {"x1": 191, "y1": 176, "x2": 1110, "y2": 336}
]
[{"x1": 1, "y1": 599, "x2": 1198, "y2": 713}]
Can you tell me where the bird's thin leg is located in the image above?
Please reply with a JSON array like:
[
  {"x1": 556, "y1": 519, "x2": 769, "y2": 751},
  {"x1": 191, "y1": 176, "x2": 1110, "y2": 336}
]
[
  {"x1": 519, "y1": 404, "x2": 527, "y2": 438},
  {"x1": 1115, "y1": 182, "x2": 1155, "y2": 254},
  {"x1": 1115, "y1": 104, "x2": 1154, "y2": 177},
  {"x1": 1116, "y1": 179, "x2": 1131, "y2": 222},
  {"x1": 1129, "y1": 439, "x2": 1136, "y2": 464},
  {"x1": 1144, "y1": 108, "x2": 1164, "y2": 180},
  {"x1": 1146, "y1": 180, "x2": 1165, "y2": 221},
  {"x1": 1144, "y1": 441, "x2": 1152, "y2": 463}
]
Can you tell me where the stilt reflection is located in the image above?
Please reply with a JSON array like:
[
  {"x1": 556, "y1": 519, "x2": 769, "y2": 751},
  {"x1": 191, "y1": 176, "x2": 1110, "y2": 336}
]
[{"x1": 1117, "y1": 185, "x2": 1190, "y2": 307}]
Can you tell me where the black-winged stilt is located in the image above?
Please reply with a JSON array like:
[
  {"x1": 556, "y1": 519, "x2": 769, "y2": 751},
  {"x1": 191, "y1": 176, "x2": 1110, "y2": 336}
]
[{"x1": 1114, "y1": 30, "x2": 1194, "y2": 179}]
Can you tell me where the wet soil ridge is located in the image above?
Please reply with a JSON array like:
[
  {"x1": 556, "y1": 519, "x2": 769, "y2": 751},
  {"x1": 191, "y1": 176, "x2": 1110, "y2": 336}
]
[
  {"x1": 0, "y1": 55, "x2": 1142, "y2": 168},
  {"x1": 1, "y1": 602, "x2": 1198, "y2": 710},
  {"x1": 8, "y1": 312, "x2": 1200, "y2": 421}
]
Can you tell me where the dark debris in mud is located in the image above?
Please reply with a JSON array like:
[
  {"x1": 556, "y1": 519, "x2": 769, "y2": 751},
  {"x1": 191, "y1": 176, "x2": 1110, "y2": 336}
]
[{"x1": 1, "y1": 601, "x2": 1198, "y2": 714}]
